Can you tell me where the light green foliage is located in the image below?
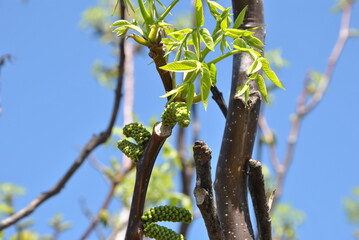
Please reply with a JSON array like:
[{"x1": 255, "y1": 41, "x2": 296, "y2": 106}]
[
  {"x1": 161, "y1": 102, "x2": 191, "y2": 127},
  {"x1": 344, "y1": 187, "x2": 359, "y2": 238},
  {"x1": 92, "y1": 61, "x2": 118, "y2": 89},
  {"x1": 141, "y1": 205, "x2": 192, "y2": 224},
  {"x1": 272, "y1": 204, "x2": 305, "y2": 239},
  {"x1": 112, "y1": 0, "x2": 284, "y2": 106},
  {"x1": 0, "y1": 183, "x2": 25, "y2": 217},
  {"x1": 48, "y1": 214, "x2": 72, "y2": 233},
  {"x1": 143, "y1": 223, "x2": 185, "y2": 240}
]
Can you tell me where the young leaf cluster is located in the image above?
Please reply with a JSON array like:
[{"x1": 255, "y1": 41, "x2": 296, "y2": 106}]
[{"x1": 112, "y1": 0, "x2": 284, "y2": 107}]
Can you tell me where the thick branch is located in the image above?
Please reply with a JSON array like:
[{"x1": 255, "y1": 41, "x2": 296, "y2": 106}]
[
  {"x1": 124, "y1": 122, "x2": 172, "y2": 240},
  {"x1": 193, "y1": 141, "x2": 222, "y2": 240},
  {"x1": 0, "y1": 10, "x2": 126, "y2": 229},
  {"x1": 149, "y1": 44, "x2": 173, "y2": 93},
  {"x1": 248, "y1": 159, "x2": 272, "y2": 240},
  {"x1": 214, "y1": 1, "x2": 264, "y2": 239}
]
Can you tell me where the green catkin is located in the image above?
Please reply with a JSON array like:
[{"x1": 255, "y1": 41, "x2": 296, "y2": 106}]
[
  {"x1": 141, "y1": 206, "x2": 193, "y2": 224},
  {"x1": 117, "y1": 139, "x2": 143, "y2": 163},
  {"x1": 143, "y1": 223, "x2": 186, "y2": 240},
  {"x1": 122, "y1": 122, "x2": 151, "y2": 146},
  {"x1": 161, "y1": 102, "x2": 190, "y2": 128}
]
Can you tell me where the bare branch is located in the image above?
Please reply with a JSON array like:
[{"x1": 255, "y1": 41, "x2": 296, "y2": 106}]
[
  {"x1": 268, "y1": 2, "x2": 354, "y2": 207},
  {"x1": 0, "y1": 2, "x2": 127, "y2": 231},
  {"x1": 248, "y1": 159, "x2": 272, "y2": 240},
  {"x1": 80, "y1": 164, "x2": 134, "y2": 240},
  {"x1": 177, "y1": 127, "x2": 194, "y2": 236},
  {"x1": 193, "y1": 141, "x2": 222, "y2": 240}
]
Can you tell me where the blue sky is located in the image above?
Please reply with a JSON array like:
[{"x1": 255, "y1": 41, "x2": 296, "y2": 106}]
[{"x1": 0, "y1": 0, "x2": 358, "y2": 239}]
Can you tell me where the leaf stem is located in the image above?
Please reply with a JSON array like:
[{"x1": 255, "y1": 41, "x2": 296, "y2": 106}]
[{"x1": 158, "y1": 0, "x2": 180, "y2": 21}]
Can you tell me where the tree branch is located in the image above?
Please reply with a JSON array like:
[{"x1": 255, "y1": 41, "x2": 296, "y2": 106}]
[
  {"x1": 248, "y1": 159, "x2": 272, "y2": 240},
  {"x1": 124, "y1": 122, "x2": 172, "y2": 240},
  {"x1": 177, "y1": 127, "x2": 194, "y2": 237},
  {"x1": 193, "y1": 141, "x2": 222, "y2": 240},
  {"x1": 79, "y1": 164, "x2": 134, "y2": 240},
  {"x1": 268, "y1": 2, "x2": 354, "y2": 207},
  {"x1": 0, "y1": 2, "x2": 127, "y2": 231},
  {"x1": 211, "y1": 85, "x2": 228, "y2": 117},
  {"x1": 214, "y1": 1, "x2": 265, "y2": 239}
]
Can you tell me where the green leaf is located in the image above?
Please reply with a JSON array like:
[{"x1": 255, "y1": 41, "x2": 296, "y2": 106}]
[
  {"x1": 160, "y1": 84, "x2": 185, "y2": 98},
  {"x1": 112, "y1": 20, "x2": 132, "y2": 27},
  {"x1": 186, "y1": 83, "x2": 195, "y2": 110},
  {"x1": 199, "y1": 28, "x2": 215, "y2": 51},
  {"x1": 234, "y1": 84, "x2": 249, "y2": 99},
  {"x1": 226, "y1": 28, "x2": 254, "y2": 37},
  {"x1": 207, "y1": 0, "x2": 225, "y2": 11},
  {"x1": 192, "y1": 30, "x2": 201, "y2": 56},
  {"x1": 233, "y1": 38, "x2": 248, "y2": 48},
  {"x1": 0, "y1": 204, "x2": 14, "y2": 214},
  {"x1": 245, "y1": 35, "x2": 264, "y2": 50},
  {"x1": 233, "y1": 6, "x2": 248, "y2": 29},
  {"x1": 208, "y1": 63, "x2": 217, "y2": 85},
  {"x1": 260, "y1": 58, "x2": 285, "y2": 89},
  {"x1": 256, "y1": 74, "x2": 268, "y2": 102},
  {"x1": 195, "y1": 0, "x2": 205, "y2": 27},
  {"x1": 247, "y1": 59, "x2": 262, "y2": 75},
  {"x1": 112, "y1": 22, "x2": 144, "y2": 36},
  {"x1": 168, "y1": 28, "x2": 193, "y2": 40},
  {"x1": 160, "y1": 60, "x2": 200, "y2": 72},
  {"x1": 200, "y1": 67, "x2": 211, "y2": 109},
  {"x1": 184, "y1": 50, "x2": 198, "y2": 60}
]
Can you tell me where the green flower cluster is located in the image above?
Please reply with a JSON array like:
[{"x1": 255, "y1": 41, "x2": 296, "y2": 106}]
[
  {"x1": 117, "y1": 139, "x2": 143, "y2": 163},
  {"x1": 161, "y1": 102, "x2": 190, "y2": 128},
  {"x1": 143, "y1": 223, "x2": 185, "y2": 240},
  {"x1": 117, "y1": 122, "x2": 151, "y2": 164},
  {"x1": 142, "y1": 206, "x2": 193, "y2": 224},
  {"x1": 123, "y1": 122, "x2": 151, "y2": 146}
]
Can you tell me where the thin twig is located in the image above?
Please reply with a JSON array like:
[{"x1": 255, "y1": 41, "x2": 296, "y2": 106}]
[
  {"x1": 80, "y1": 164, "x2": 134, "y2": 240},
  {"x1": 79, "y1": 197, "x2": 106, "y2": 240},
  {"x1": 177, "y1": 127, "x2": 194, "y2": 236},
  {"x1": 0, "y1": 3, "x2": 127, "y2": 230},
  {"x1": 211, "y1": 85, "x2": 228, "y2": 117},
  {"x1": 261, "y1": 2, "x2": 354, "y2": 208}
]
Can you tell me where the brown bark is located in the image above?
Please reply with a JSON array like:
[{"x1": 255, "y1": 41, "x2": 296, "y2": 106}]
[{"x1": 214, "y1": 1, "x2": 265, "y2": 239}]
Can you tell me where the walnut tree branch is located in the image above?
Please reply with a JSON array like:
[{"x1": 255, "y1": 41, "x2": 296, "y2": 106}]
[
  {"x1": 0, "y1": 3, "x2": 126, "y2": 230},
  {"x1": 214, "y1": 1, "x2": 265, "y2": 239},
  {"x1": 193, "y1": 141, "x2": 222, "y2": 240},
  {"x1": 261, "y1": 2, "x2": 354, "y2": 208},
  {"x1": 124, "y1": 122, "x2": 172, "y2": 240},
  {"x1": 248, "y1": 159, "x2": 272, "y2": 240}
]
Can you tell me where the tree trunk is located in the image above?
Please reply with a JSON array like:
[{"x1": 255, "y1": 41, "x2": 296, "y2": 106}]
[{"x1": 214, "y1": 1, "x2": 265, "y2": 239}]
